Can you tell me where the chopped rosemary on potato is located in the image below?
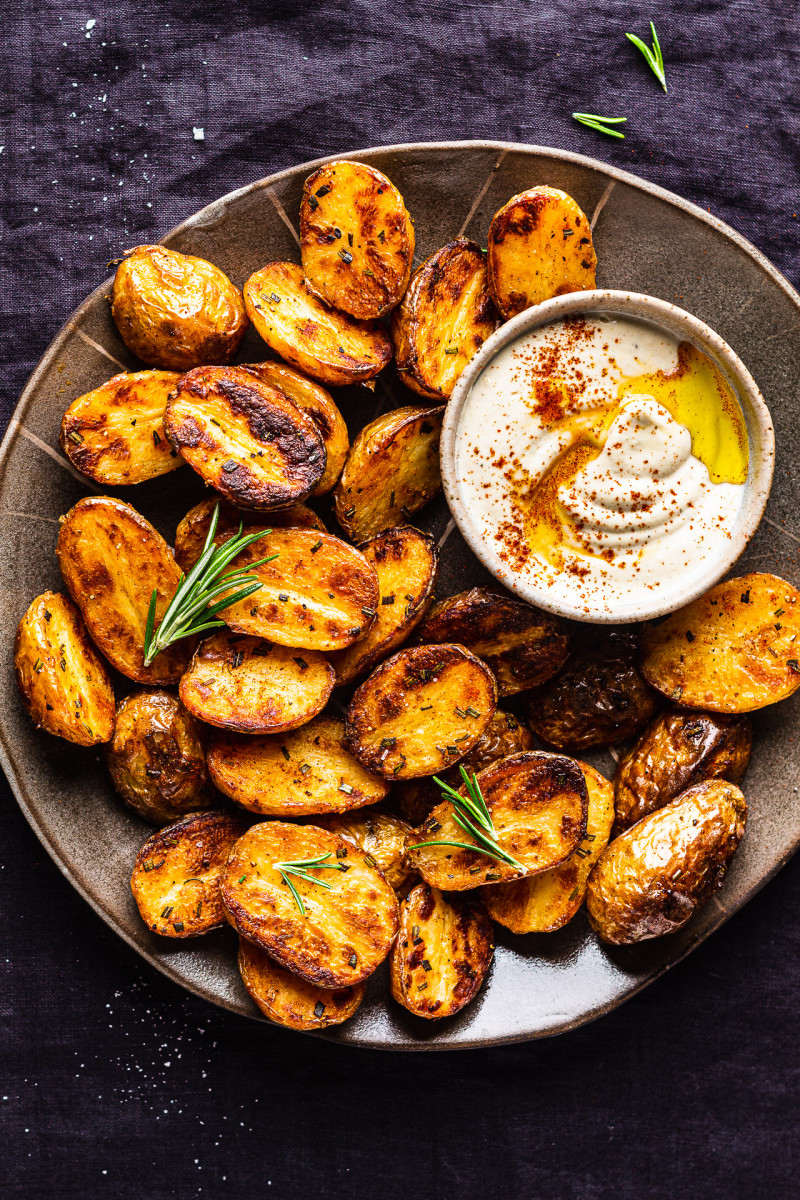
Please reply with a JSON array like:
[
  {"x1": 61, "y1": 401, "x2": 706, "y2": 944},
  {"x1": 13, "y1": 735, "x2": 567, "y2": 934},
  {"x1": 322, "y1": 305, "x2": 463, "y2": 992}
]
[
  {"x1": 274, "y1": 852, "x2": 347, "y2": 917},
  {"x1": 408, "y1": 767, "x2": 524, "y2": 870}
]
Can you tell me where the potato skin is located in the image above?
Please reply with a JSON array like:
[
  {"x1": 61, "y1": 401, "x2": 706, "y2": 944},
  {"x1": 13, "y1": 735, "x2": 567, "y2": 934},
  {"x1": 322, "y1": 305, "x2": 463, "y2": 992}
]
[
  {"x1": 586, "y1": 780, "x2": 748, "y2": 945},
  {"x1": 174, "y1": 497, "x2": 325, "y2": 573},
  {"x1": 15, "y1": 591, "x2": 115, "y2": 746},
  {"x1": 318, "y1": 809, "x2": 414, "y2": 894},
  {"x1": 111, "y1": 244, "x2": 248, "y2": 370},
  {"x1": 238, "y1": 937, "x2": 364, "y2": 1030}
]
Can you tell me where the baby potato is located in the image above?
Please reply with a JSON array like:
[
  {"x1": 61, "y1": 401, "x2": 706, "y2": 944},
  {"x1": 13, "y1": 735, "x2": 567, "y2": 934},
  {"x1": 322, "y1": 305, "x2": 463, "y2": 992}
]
[
  {"x1": 174, "y1": 497, "x2": 324, "y2": 573},
  {"x1": 334, "y1": 405, "x2": 444, "y2": 542},
  {"x1": 60, "y1": 370, "x2": 182, "y2": 486},
  {"x1": 391, "y1": 883, "x2": 493, "y2": 1019},
  {"x1": 586, "y1": 780, "x2": 748, "y2": 945},
  {"x1": 15, "y1": 591, "x2": 115, "y2": 746},
  {"x1": 131, "y1": 810, "x2": 247, "y2": 938},
  {"x1": 238, "y1": 936, "x2": 364, "y2": 1030},
  {"x1": 318, "y1": 809, "x2": 414, "y2": 894},
  {"x1": 392, "y1": 238, "x2": 497, "y2": 400},
  {"x1": 244, "y1": 261, "x2": 393, "y2": 387},
  {"x1": 111, "y1": 244, "x2": 248, "y2": 370},
  {"x1": 221, "y1": 822, "x2": 399, "y2": 988},
  {"x1": 179, "y1": 631, "x2": 333, "y2": 734},
  {"x1": 641, "y1": 573, "x2": 800, "y2": 712},
  {"x1": 487, "y1": 186, "x2": 597, "y2": 319}
]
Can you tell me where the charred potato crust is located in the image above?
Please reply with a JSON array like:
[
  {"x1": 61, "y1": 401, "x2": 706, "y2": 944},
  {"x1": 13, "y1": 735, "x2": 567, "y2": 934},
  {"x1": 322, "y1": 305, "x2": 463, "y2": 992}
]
[
  {"x1": 238, "y1": 936, "x2": 364, "y2": 1030},
  {"x1": 174, "y1": 497, "x2": 324, "y2": 574},
  {"x1": 318, "y1": 810, "x2": 414, "y2": 894}
]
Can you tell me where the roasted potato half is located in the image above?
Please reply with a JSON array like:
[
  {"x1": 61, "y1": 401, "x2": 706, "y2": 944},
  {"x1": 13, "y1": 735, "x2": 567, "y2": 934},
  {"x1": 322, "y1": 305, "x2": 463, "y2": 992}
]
[
  {"x1": 318, "y1": 810, "x2": 414, "y2": 894},
  {"x1": 174, "y1": 497, "x2": 324, "y2": 573},
  {"x1": 333, "y1": 405, "x2": 444, "y2": 542},
  {"x1": 586, "y1": 780, "x2": 748, "y2": 945},
  {"x1": 641, "y1": 573, "x2": 800, "y2": 712},
  {"x1": 221, "y1": 822, "x2": 399, "y2": 988},
  {"x1": 111, "y1": 244, "x2": 248, "y2": 370},
  {"x1": 57, "y1": 496, "x2": 190, "y2": 685},
  {"x1": 238, "y1": 937, "x2": 364, "y2": 1030},
  {"x1": 391, "y1": 883, "x2": 493, "y2": 1019},
  {"x1": 487, "y1": 187, "x2": 597, "y2": 319},
  {"x1": 15, "y1": 591, "x2": 115, "y2": 746},
  {"x1": 243, "y1": 262, "x2": 393, "y2": 387}
]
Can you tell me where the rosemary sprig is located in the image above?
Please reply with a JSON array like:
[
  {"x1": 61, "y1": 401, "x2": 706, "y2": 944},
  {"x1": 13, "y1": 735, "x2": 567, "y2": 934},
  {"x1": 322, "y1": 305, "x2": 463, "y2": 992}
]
[
  {"x1": 142, "y1": 502, "x2": 277, "y2": 666},
  {"x1": 408, "y1": 766, "x2": 524, "y2": 870},
  {"x1": 572, "y1": 112, "x2": 627, "y2": 139},
  {"x1": 275, "y1": 853, "x2": 347, "y2": 917},
  {"x1": 625, "y1": 21, "x2": 667, "y2": 92}
]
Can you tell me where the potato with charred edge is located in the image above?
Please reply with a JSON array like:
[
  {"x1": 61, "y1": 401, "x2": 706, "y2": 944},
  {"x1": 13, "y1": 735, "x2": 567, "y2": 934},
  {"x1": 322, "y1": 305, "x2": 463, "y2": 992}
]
[
  {"x1": 111, "y1": 244, "x2": 248, "y2": 370},
  {"x1": 391, "y1": 883, "x2": 493, "y2": 1019},
  {"x1": 221, "y1": 822, "x2": 399, "y2": 988},
  {"x1": 487, "y1": 187, "x2": 596, "y2": 319},
  {"x1": 334, "y1": 406, "x2": 444, "y2": 542},
  {"x1": 15, "y1": 591, "x2": 115, "y2": 746},
  {"x1": 57, "y1": 496, "x2": 190, "y2": 685},
  {"x1": 174, "y1": 497, "x2": 325, "y2": 573},
  {"x1": 586, "y1": 780, "x2": 747, "y2": 945},
  {"x1": 238, "y1": 937, "x2": 365, "y2": 1030},
  {"x1": 300, "y1": 160, "x2": 414, "y2": 320},
  {"x1": 392, "y1": 239, "x2": 497, "y2": 400},
  {"x1": 244, "y1": 262, "x2": 392, "y2": 387},
  {"x1": 318, "y1": 810, "x2": 414, "y2": 894},
  {"x1": 346, "y1": 644, "x2": 497, "y2": 780}
]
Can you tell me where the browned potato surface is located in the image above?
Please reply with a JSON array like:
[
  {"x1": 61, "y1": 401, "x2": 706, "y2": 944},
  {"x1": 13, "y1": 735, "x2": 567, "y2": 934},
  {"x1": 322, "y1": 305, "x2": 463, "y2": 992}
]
[
  {"x1": 174, "y1": 497, "x2": 324, "y2": 573},
  {"x1": 238, "y1": 936, "x2": 364, "y2": 1030},
  {"x1": 111, "y1": 244, "x2": 248, "y2": 370},
  {"x1": 319, "y1": 810, "x2": 414, "y2": 894},
  {"x1": 15, "y1": 591, "x2": 115, "y2": 746}
]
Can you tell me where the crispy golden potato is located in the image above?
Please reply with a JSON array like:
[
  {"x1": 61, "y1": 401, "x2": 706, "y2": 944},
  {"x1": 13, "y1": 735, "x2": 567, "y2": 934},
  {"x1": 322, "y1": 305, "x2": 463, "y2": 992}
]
[
  {"x1": 586, "y1": 780, "x2": 747, "y2": 945},
  {"x1": 131, "y1": 810, "x2": 246, "y2": 937},
  {"x1": 174, "y1": 497, "x2": 325, "y2": 573},
  {"x1": 207, "y1": 716, "x2": 389, "y2": 817},
  {"x1": 392, "y1": 239, "x2": 497, "y2": 400},
  {"x1": 345, "y1": 644, "x2": 497, "y2": 780},
  {"x1": 415, "y1": 586, "x2": 569, "y2": 697},
  {"x1": 238, "y1": 936, "x2": 364, "y2": 1030},
  {"x1": 300, "y1": 160, "x2": 414, "y2": 320},
  {"x1": 14, "y1": 591, "x2": 115, "y2": 746},
  {"x1": 333, "y1": 406, "x2": 444, "y2": 542},
  {"x1": 487, "y1": 187, "x2": 597, "y2": 319},
  {"x1": 56, "y1": 496, "x2": 190, "y2": 685},
  {"x1": 390, "y1": 883, "x2": 493, "y2": 1019},
  {"x1": 111, "y1": 244, "x2": 248, "y2": 370},
  {"x1": 179, "y1": 631, "x2": 333, "y2": 734},
  {"x1": 329, "y1": 526, "x2": 438, "y2": 686},
  {"x1": 483, "y1": 761, "x2": 614, "y2": 933},
  {"x1": 641, "y1": 574, "x2": 800, "y2": 712},
  {"x1": 318, "y1": 810, "x2": 414, "y2": 894},
  {"x1": 221, "y1": 822, "x2": 399, "y2": 988},
  {"x1": 243, "y1": 262, "x2": 392, "y2": 387}
]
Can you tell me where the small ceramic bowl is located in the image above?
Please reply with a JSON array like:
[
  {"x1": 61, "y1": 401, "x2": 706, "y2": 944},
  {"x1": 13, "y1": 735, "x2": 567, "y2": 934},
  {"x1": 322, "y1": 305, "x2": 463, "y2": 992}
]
[{"x1": 440, "y1": 289, "x2": 775, "y2": 623}]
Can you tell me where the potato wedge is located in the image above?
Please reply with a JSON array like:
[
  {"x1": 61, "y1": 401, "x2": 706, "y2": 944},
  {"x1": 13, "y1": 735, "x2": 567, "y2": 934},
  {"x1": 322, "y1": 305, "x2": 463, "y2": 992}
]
[
  {"x1": 207, "y1": 716, "x2": 389, "y2": 817},
  {"x1": 487, "y1": 187, "x2": 597, "y2": 319},
  {"x1": 390, "y1": 883, "x2": 493, "y2": 1019},
  {"x1": 640, "y1": 573, "x2": 800, "y2": 712},
  {"x1": 179, "y1": 631, "x2": 333, "y2": 734},
  {"x1": 14, "y1": 591, "x2": 115, "y2": 746},
  {"x1": 56, "y1": 496, "x2": 190, "y2": 685},
  {"x1": 243, "y1": 261, "x2": 392, "y2": 387},
  {"x1": 131, "y1": 810, "x2": 246, "y2": 937},
  {"x1": 174, "y1": 497, "x2": 325, "y2": 573},
  {"x1": 318, "y1": 810, "x2": 414, "y2": 894},
  {"x1": 238, "y1": 936, "x2": 364, "y2": 1030},
  {"x1": 345, "y1": 644, "x2": 497, "y2": 780},
  {"x1": 333, "y1": 406, "x2": 444, "y2": 542},
  {"x1": 300, "y1": 160, "x2": 414, "y2": 320},
  {"x1": 221, "y1": 822, "x2": 399, "y2": 988},
  {"x1": 391, "y1": 239, "x2": 497, "y2": 400}
]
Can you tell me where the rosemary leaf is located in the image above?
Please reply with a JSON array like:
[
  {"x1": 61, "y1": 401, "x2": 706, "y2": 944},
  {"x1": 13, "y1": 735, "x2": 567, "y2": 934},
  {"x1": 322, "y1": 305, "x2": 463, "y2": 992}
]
[
  {"x1": 625, "y1": 21, "x2": 668, "y2": 92},
  {"x1": 572, "y1": 112, "x2": 627, "y2": 139}
]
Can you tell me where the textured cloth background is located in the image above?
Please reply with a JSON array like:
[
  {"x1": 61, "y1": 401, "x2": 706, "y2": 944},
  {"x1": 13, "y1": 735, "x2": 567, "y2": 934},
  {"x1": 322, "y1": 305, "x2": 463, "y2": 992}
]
[{"x1": 2, "y1": 2, "x2": 800, "y2": 1197}]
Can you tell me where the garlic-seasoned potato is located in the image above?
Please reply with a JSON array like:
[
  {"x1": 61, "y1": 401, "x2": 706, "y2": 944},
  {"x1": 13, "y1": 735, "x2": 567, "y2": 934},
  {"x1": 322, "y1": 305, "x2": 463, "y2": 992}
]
[
  {"x1": 392, "y1": 239, "x2": 497, "y2": 400},
  {"x1": 300, "y1": 160, "x2": 414, "y2": 320},
  {"x1": 415, "y1": 586, "x2": 569, "y2": 697},
  {"x1": 221, "y1": 822, "x2": 399, "y2": 988},
  {"x1": 329, "y1": 526, "x2": 438, "y2": 686},
  {"x1": 487, "y1": 187, "x2": 597, "y2": 319},
  {"x1": 60, "y1": 370, "x2": 182, "y2": 486},
  {"x1": 164, "y1": 366, "x2": 325, "y2": 509},
  {"x1": 15, "y1": 591, "x2": 115, "y2": 746},
  {"x1": 207, "y1": 716, "x2": 389, "y2": 817},
  {"x1": 391, "y1": 883, "x2": 493, "y2": 1019},
  {"x1": 318, "y1": 810, "x2": 414, "y2": 894},
  {"x1": 586, "y1": 780, "x2": 747, "y2": 945},
  {"x1": 484, "y1": 761, "x2": 614, "y2": 933},
  {"x1": 407, "y1": 751, "x2": 589, "y2": 890},
  {"x1": 131, "y1": 810, "x2": 247, "y2": 937},
  {"x1": 111, "y1": 244, "x2": 248, "y2": 370},
  {"x1": 334, "y1": 406, "x2": 444, "y2": 542},
  {"x1": 345, "y1": 644, "x2": 497, "y2": 780},
  {"x1": 179, "y1": 631, "x2": 333, "y2": 734},
  {"x1": 244, "y1": 262, "x2": 393, "y2": 387},
  {"x1": 56, "y1": 495, "x2": 190, "y2": 685},
  {"x1": 641, "y1": 573, "x2": 800, "y2": 712},
  {"x1": 174, "y1": 497, "x2": 325, "y2": 573},
  {"x1": 238, "y1": 937, "x2": 364, "y2": 1030}
]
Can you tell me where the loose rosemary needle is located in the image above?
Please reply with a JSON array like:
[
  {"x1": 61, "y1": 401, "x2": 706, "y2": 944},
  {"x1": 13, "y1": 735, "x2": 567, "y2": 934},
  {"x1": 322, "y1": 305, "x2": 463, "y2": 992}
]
[
  {"x1": 408, "y1": 766, "x2": 524, "y2": 870},
  {"x1": 625, "y1": 21, "x2": 668, "y2": 92},
  {"x1": 572, "y1": 112, "x2": 627, "y2": 139},
  {"x1": 275, "y1": 853, "x2": 347, "y2": 917}
]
